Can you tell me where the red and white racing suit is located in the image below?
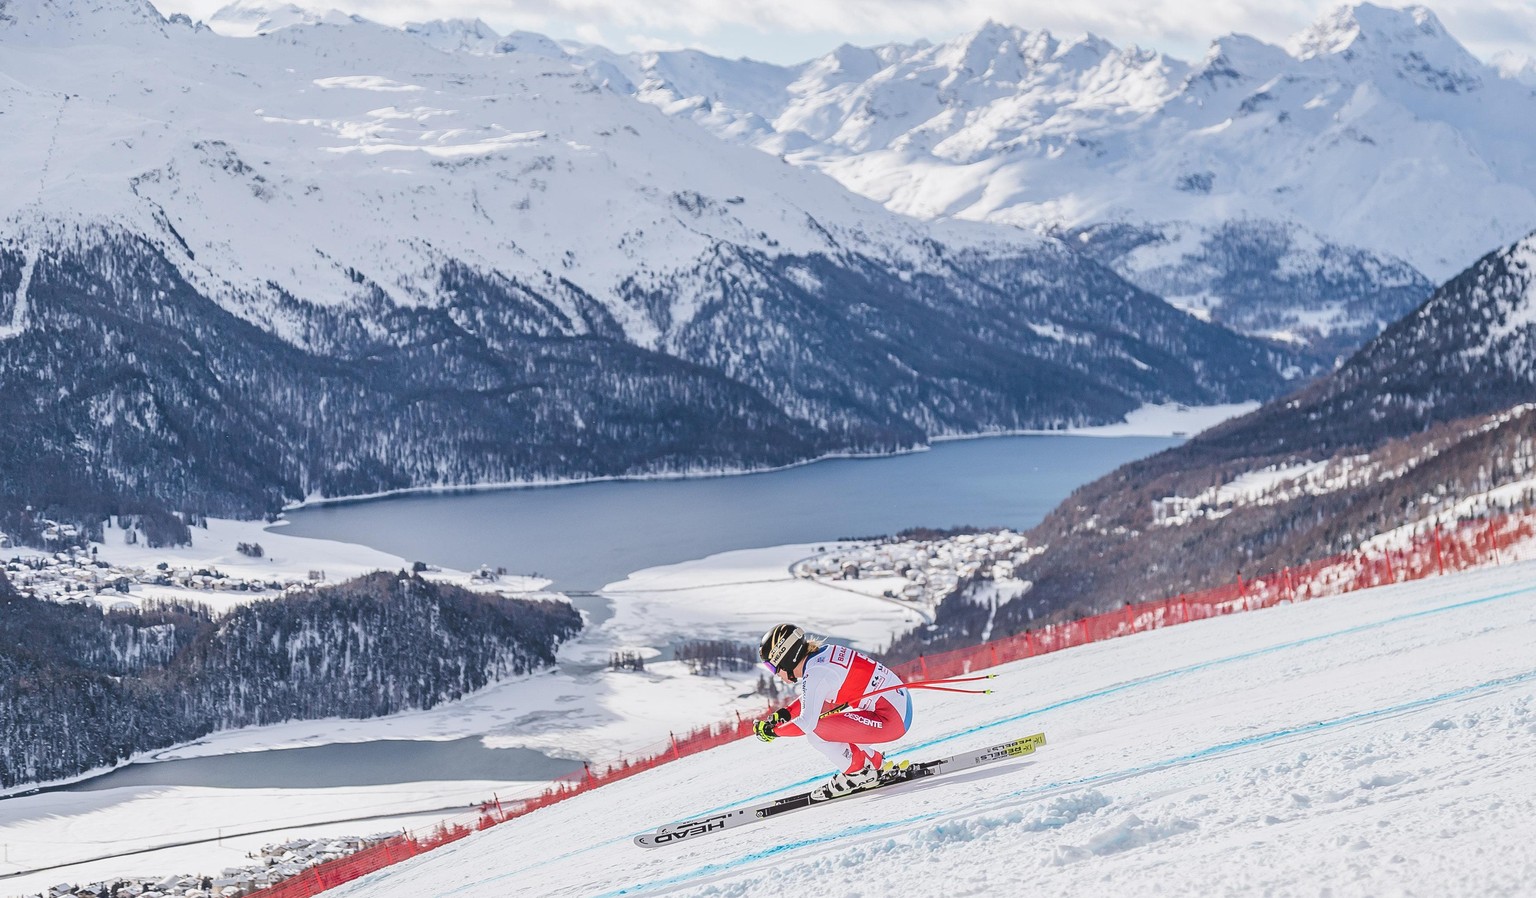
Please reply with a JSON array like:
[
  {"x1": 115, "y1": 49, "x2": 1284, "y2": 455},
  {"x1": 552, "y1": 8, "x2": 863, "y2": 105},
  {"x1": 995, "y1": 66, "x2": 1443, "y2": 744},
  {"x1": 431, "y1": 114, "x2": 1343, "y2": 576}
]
[{"x1": 776, "y1": 643, "x2": 912, "y2": 774}]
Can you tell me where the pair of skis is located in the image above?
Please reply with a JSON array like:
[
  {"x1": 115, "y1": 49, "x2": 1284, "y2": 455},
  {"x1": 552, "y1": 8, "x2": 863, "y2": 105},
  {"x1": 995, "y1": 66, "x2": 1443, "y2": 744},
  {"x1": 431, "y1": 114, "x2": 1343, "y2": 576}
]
[{"x1": 633, "y1": 732, "x2": 1046, "y2": 849}]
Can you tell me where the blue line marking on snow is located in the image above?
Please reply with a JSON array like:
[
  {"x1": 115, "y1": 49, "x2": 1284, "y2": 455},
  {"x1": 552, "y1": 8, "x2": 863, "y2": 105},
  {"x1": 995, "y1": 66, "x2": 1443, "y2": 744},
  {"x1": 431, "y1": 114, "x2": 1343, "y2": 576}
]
[
  {"x1": 591, "y1": 666, "x2": 1536, "y2": 898},
  {"x1": 932, "y1": 582, "x2": 1536, "y2": 752},
  {"x1": 439, "y1": 582, "x2": 1536, "y2": 896},
  {"x1": 644, "y1": 582, "x2": 1536, "y2": 827}
]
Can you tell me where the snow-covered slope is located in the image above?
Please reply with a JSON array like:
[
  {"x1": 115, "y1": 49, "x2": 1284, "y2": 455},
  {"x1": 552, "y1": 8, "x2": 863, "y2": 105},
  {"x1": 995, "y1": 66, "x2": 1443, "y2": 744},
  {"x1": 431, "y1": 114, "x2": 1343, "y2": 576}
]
[
  {"x1": 940, "y1": 226, "x2": 1536, "y2": 641},
  {"x1": 0, "y1": 0, "x2": 1016, "y2": 343},
  {"x1": 618, "y1": 3, "x2": 1536, "y2": 277},
  {"x1": 0, "y1": 0, "x2": 1295, "y2": 516},
  {"x1": 594, "y1": 3, "x2": 1536, "y2": 354},
  {"x1": 316, "y1": 557, "x2": 1536, "y2": 897}
]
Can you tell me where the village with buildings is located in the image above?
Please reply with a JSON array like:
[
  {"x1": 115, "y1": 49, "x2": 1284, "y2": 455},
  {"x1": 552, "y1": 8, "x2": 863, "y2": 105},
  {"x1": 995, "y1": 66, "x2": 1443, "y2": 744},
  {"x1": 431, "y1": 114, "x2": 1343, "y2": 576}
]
[
  {"x1": 2, "y1": 542, "x2": 305, "y2": 611},
  {"x1": 791, "y1": 529, "x2": 1038, "y2": 618},
  {"x1": 1, "y1": 520, "x2": 1038, "y2": 621},
  {"x1": 0, "y1": 522, "x2": 518, "y2": 613},
  {"x1": 24, "y1": 834, "x2": 398, "y2": 898}
]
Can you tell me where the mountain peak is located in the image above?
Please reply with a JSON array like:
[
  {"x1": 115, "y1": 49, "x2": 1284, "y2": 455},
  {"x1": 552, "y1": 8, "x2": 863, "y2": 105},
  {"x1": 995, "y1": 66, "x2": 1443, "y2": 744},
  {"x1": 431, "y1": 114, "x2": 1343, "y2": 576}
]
[
  {"x1": 1185, "y1": 33, "x2": 1291, "y2": 90},
  {"x1": 401, "y1": 17, "x2": 500, "y2": 52},
  {"x1": 0, "y1": 0, "x2": 166, "y2": 43},
  {"x1": 935, "y1": 20, "x2": 1123, "y2": 82},
  {"x1": 965, "y1": 19, "x2": 1018, "y2": 45},
  {"x1": 205, "y1": 1, "x2": 337, "y2": 36},
  {"x1": 800, "y1": 42, "x2": 885, "y2": 84},
  {"x1": 1288, "y1": 3, "x2": 1439, "y2": 59},
  {"x1": 929, "y1": 20, "x2": 1048, "y2": 84},
  {"x1": 494, "y1": 30, "x2": 573, "y2": 61},
  {"x1": 946, "y1": 19, "x2": 1028, "y2": 65},
  {"x1": 1288, "y1": 3, "x2": 1485, "y2": 93},
  {"x1": 1053, "y1": 32, "x2": 1119, "y2": 68}
]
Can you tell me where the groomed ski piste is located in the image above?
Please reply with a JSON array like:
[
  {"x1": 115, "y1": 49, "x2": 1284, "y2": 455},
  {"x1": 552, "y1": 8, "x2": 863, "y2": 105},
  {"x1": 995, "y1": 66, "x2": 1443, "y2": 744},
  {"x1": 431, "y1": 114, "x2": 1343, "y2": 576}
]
[{"x1": 322, "y1": 557, "x2": 1536, "y2": 897}]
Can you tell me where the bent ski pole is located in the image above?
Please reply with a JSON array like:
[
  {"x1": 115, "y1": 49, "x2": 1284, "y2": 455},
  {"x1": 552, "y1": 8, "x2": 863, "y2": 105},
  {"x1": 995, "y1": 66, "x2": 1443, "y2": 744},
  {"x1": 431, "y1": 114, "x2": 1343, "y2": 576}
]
[{"x1": 821, "y1": 674, "x2": 997, "y2": 717}]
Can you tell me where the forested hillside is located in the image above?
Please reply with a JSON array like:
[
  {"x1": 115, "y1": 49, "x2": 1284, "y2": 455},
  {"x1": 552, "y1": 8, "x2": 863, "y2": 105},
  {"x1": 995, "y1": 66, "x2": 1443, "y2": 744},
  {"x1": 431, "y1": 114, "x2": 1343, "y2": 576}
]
[
  {"x1": 0, "y1": 571, "x2": 580, "y2": 789},
  {"x1": 889, "y1": 231, "x2": 1536, "y2": 660}
]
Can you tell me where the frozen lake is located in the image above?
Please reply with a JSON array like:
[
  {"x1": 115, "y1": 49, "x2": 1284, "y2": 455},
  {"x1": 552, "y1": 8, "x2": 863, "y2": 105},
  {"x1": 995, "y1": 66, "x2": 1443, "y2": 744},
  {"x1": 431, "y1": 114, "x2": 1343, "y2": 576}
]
[{"x1": 39, "y1": 738, "x2": 579, "y2": 794}]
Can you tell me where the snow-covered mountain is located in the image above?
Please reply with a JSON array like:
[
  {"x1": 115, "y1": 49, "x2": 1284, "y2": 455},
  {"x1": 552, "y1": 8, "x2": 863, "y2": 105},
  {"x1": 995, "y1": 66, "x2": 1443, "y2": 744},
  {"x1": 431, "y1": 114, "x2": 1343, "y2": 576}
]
[
  {"x1": 202, "y1": 0, "x2": 341, "y2": 36},
  {"x1": 589, "y1": 4, "x2": 1536, "y2": 358},
  {"x1": 0, "y1": 0, "x2": 1292, "y2": 517},
  {"x1": 942, "y1": 227, "x2": 1536, "y2": 637},
  {"x1": 1210, "y1": 227, "x2": 1536, "y2": 455}
]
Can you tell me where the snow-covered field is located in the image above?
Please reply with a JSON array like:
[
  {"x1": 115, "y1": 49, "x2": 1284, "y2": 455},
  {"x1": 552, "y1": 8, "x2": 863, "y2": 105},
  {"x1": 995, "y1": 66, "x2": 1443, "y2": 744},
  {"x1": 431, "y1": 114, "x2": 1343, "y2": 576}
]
[{"x1": 321, "y1": 558, "x2": 1536, "y2": 898}]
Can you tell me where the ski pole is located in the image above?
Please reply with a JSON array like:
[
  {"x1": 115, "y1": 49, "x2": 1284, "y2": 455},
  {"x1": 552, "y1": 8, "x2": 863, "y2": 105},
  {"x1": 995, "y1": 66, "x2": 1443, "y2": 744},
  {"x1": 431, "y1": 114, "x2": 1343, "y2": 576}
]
[
  {"x1": 859, "y1": 673, "x2": 996, "y2": 701},
  {"x1": 821, "y1": 674, "x2": 997, "y2": 717}
]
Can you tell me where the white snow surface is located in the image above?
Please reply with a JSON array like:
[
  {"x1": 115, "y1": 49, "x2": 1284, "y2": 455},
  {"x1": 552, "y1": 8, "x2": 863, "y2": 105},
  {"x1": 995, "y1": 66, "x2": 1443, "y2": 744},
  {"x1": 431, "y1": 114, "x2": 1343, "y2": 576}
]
[
  {"x1": 598, "y1": 4, "x2": 1536, "y2": 281},
  {"x1": 0, "y1": 0, "x2": 1044, "y2": 353},
  {"x1": 327, "y1": 556, "x2": 1536, "y2": 897},
  {"x1": 6, "y1": 541, "x2": 1534, "y2": 895}
]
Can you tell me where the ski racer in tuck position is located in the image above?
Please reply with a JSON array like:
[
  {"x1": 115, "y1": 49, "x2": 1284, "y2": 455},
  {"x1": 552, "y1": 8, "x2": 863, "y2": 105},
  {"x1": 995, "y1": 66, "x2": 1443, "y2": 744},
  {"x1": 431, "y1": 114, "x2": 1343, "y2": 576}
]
[{"x1": 753, "y1": 623, "x2": 912, "y2": 800}]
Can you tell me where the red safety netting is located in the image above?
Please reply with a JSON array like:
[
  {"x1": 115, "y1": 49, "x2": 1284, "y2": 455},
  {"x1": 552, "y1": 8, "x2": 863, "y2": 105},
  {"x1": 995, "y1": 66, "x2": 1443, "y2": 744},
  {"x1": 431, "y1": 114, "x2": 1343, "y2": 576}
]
[
  {"x1": 894, "y1": 513, "x2": 1534, "y2": 683},
  {"x1": 254, "y1": 511, "x2": 1536, "y2": 895}
]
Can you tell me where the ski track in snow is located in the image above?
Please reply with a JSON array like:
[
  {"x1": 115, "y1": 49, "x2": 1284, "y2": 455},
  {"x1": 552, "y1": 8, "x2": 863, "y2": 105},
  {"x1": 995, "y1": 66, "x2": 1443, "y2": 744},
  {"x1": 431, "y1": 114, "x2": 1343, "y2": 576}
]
[
  {"x1": 599, "y1": 670, "x2": 1536, "y2": 898},
  {"x1": 424, "y1": 578, "x2": 1536, "y2": 896}
]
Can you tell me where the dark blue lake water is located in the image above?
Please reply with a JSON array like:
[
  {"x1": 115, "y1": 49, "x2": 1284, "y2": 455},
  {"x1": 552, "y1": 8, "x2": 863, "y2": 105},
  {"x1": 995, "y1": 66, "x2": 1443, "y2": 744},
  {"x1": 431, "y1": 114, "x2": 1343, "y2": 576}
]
[{"x1": 277, "y1": 434, "x2": 1179, "y2": 594}]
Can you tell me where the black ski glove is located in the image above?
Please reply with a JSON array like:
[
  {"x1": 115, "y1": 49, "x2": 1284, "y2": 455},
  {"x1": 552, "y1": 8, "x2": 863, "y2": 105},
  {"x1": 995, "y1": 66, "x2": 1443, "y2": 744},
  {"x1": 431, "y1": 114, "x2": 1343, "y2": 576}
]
[{"x1": 755, "y1": 707, "x2": 792, "y2": 742}]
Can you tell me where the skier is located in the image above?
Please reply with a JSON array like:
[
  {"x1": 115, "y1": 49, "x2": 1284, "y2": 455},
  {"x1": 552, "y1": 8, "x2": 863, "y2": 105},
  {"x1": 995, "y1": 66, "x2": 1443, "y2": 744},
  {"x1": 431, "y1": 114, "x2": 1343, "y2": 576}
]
[{"x1": 753, "y1": 623, "x2": 913, "y2": 800}]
